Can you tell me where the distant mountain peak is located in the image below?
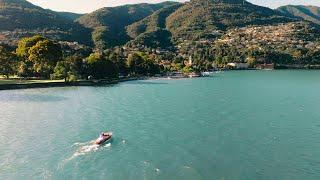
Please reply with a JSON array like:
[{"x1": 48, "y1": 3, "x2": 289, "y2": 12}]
[
  {"x1": 277, "y1": 5, "x2": 320, "y2": 25},
  {"x1": 191, "y1": 0, "x2": 247, "y2": 4}
]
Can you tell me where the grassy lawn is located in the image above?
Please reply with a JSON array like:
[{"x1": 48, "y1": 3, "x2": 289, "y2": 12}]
[{"x1": 0, "y1": 78, "x2": 64, "y2": 85}]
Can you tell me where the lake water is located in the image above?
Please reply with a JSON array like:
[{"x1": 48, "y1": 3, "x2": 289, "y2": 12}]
[{"x1": 1, "y1": 70, "x2": 320, "y2": 179}]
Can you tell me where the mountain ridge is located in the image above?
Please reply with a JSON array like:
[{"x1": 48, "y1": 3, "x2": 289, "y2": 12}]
[
  {"x1": 0, "y1": 0, "x2": 319, "y2": 51},
  {"x1": 277, "y1": 5, "x2": 320, "y2": 25},
  {"x1": 165, "y1": 0, "x2": 296, "y2": 42},
  {"x1": 0, "y1": 0, "x2": 92, "y2": 45}
]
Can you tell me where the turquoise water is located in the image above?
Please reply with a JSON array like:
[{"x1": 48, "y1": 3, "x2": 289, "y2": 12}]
[{"x1": 1, "y1": 70, "x2": 320, "y2": 179}]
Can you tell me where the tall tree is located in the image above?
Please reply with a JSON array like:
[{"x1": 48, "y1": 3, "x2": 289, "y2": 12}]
[
  {"x1": 87, "y1": 53, "x2": 119, "y2": 79},
  {"x1": 127, "y1": 53, "x2": 146, "y2": 75},
  {"x1": 0, "y1": 46, "x2": 16, "y2": 78},
  {"x1": 108, "y1": 51, "x2": 127, "y2": 74},
  {"x1": 28, "y1": 40, "x2": 62, "y2": 77},
  {"x1": 17, "y1": 61, "x2": 33, "y2": 78},
  {"x1": 16, "y1": 35, "x2": 45, "y2": 58},
  {"x1": 65, "y1": 55, "x2": 88, "y2": 78},
  {"x1": 127, "y1": 52, "x2": 160, "y2": 75},
  {"x1": 53, "y1": 61, "x2": 77, "y2": 82}
]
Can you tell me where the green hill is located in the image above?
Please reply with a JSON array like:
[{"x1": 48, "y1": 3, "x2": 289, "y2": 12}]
[
  {"x1": 126, "y1": 3, "x2": 182, "y2": 48},
  {"x1": 126, "y1": 3, "x2": 182, "y2": 39},
  {"x1": 166, "y1": 0, "x2": 296, "y2": 41},
  {"x1": 76, "y1": 2, "x2": 178, "y2": 48},
  {"x1": 277, "y1": 5, "x2": 320, "y2": 25},
  {"x1": 0, "y1": 0, "x2": 69, "y2": 30},
  {"x1": 127, "y1": 29, "x2": 174, "y2": 49},
  {"x1": 0, "y1": 0, "x2": 91, "y2": 45},
  {"x1": 125, "y1": 0, "x2": 298, "y2": 49}
]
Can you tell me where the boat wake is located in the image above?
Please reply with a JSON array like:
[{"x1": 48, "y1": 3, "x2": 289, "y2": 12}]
[
  {"x1": 59, "y1": 140, "x2": 112, "y2": 168},
  {"x1": 72, "y1": 142, "x2": 99, "y2": 157},
  {"x1": 71, "y1": 141, "x2": 111, "y2": 158}
]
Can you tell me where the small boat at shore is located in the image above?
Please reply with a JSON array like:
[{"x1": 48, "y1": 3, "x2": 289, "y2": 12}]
[{"x1": 95, "y1": 132, "x2": 112, "y2": 145}]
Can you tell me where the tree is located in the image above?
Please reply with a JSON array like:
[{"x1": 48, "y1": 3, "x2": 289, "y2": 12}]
[
  {"x1": 264, "y1": 51, "x2": 292, "y2": 64},
  {"x1": 65, "y1": 55, "x2": 88, "y2": 78},
  {"x1": 171, "y1": 63, "x2": 183, "y2": 71},
  {"x1": 246, "y1": 56, "x2": 256, "y2": 68},
  {"x1": 16, "y1": 35, "x2": 45, "y2": 58},
  {"x1": 304, "y1": 50, "x2": 320, "y2": 65},
  {"x1": 92, "y1": 27, "x2": 108, "y2": 51},
  {"x1": 15, "y1": 36, "x2": 45, "y2": 78},
  {"x1": 215, "y1": 55, "x2": 223, "y2": 66},
  {"x1": 204, "y1": 61, "x2": 213, "y2": 70},
  {"x1": 53, "y1": 61, "x2": 77, "y2": 82},
  {"x1": 87, "y1": 53, "x2": 118, "y2": 79},
  {"x1": 17, "y1": 61, "x2": 33, "y2": 78},
  {"x1": 108, "y1": 51, "x2": 127, "y2": 74},
  {"x1": 127, "y1": 53, "x2": 145, "y2": 75},
  {"x1": 311, "y1": 50, "x2": 320, "y2": 64},
  {"x1": 0, "y1": 46, "x2": 16, "y2": 78},
  {"x1": 182, "y1": 66, "x2": 193, "y2": 74},
  {"x1": 127, "y1": 52, "x2": 160, "y2": 75},
  {"x1": 144, "y1": 59, "x2": 160, "y2": 75},
  {"x1": 28, "y1": 40, "x2": 63, "y2": 77},
  {"x1": 173, "y1": 56, "x2": 184, "y2": 64}
]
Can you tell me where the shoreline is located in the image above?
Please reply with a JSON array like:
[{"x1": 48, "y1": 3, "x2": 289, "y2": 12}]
[
  {"x1": 2, "y1": 69, "x2": 320, "y2": 91},
  {"x1": 0, "y1": 77, "x2": 142, "y2": 91}
]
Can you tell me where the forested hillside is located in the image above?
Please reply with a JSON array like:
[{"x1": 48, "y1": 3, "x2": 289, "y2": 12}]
[
  {"x1": 76, "y1": 2, "x2": 178, "y2": 49},
  {"x1": 126, "y1": 3, "x2": 182, "y2": 48},
  {"x1": 278, "y1": 5, "x2": 320, "y2": 25},
  {"x1": 166, "y1": 0, "x2": 296, "y2": 42},
  {"x1": 0, "y1": 0, "x2": 92, "y2": 45}
]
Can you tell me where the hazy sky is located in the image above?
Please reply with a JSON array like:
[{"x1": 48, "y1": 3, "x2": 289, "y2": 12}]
[{"x1": 27, "y1": 0, "x2": 320, "y2": 13}]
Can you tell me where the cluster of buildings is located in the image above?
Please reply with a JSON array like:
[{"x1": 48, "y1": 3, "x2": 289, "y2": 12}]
[
  {"x1": 59, "y1": 41, "x2": 90, "y2": 55},
  {"x1": 123, "y1": 21, "x2": 320, "y2": 71},
  {"x1": 216, "y1": 22, "x2": 320, "y2": 50}
]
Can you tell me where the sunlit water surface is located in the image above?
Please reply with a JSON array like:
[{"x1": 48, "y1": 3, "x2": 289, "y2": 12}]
[{"x1": 1, "y1": 70, "x2": 320, "y2": 179}]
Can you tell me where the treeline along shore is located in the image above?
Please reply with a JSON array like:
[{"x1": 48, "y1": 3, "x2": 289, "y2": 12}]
[{"x1": 0, "y1": 35, "x2": 164, "y2": 90}]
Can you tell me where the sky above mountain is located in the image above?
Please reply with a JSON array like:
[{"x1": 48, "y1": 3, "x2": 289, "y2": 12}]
[{"x1": 27, "y1": 0, "x2": 320, "y2": 13}]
